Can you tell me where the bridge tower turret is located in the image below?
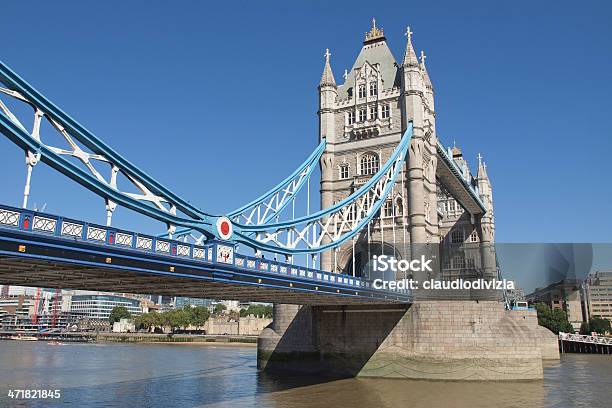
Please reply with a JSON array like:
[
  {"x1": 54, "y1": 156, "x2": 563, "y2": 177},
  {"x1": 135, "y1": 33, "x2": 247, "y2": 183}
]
[
  {"x1": 318, "y1": 49, "x2": 338, "y2": 271},
  {"x1": 400, "y1": 27, "x2": 440, "y2": 255},
  {"x1": 477, "y1": 155, "x2": 497, "y2": 282}
]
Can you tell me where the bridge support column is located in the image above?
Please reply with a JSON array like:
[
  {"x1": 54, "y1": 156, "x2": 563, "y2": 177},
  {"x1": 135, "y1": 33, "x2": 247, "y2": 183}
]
[
  {"x1": 257, "y1": 304, "x2": 317, "y2": 371},
  {"x1": 258, "y1": 300, "x2": 559, "y2": 380}
]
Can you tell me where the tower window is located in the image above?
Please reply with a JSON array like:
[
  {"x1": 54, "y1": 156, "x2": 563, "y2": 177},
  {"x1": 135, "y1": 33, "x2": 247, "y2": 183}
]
[
  {"x1": 381, "y1": 105, "x2": 390, "y2": 118},
  {"x1": 360, "y1": 153, "x2": 379, "y2": 176},
  {"x1": 347, "y1": 111, "x2": 355, "y2": 125},
  {"x1": 453, "y1": 256, "x2": 465, "y2": 269},
  {"x1": 358, "y1": 84, "x2": 366, "y2": 99},
  {"x1": 369, "y1": 106, "x2": 377, "y2": 120},
  {"x1": 451, "y1": 229, "x2": 464, "y2": 244},
  {"x1": 369, "y1": 82, "x2": 377, "y2": 96},
  {"x1": 339, "y1": 164, "x2": 350, "y2": 180},
  {"x1": 358, "y1": 109, "x2": 366, "y2": 122},
  {"x1": 395, "y1": 197, "x2": 403, "y2": 216},
  {"x1": 383, "y1": 200, "x2": 393, "y2": 217}
]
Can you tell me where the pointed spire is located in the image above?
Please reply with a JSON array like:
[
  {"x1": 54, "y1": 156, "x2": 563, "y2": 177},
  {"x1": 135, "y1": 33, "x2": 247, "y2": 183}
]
[
  {"x1": 319, "y1": 48, "x2": 336, "y2": 88},
  {"x1": 477, "y1": 153, "x2": 489, "y2": 179},
  {"x1": 420, "y1": 50, "x2": 432, "y2": 86},
  {"x1": 402, "y1": 26, "x2": 419, "y2": 67}
]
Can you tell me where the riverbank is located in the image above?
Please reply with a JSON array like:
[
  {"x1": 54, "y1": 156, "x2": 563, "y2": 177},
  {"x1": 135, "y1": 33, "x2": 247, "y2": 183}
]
[
  {"x1": 96, "y1": 332, "x2": 257, "y2": 346},
  {"x1": 0, "y1": 331, "x2": 258, "y2": 346}
]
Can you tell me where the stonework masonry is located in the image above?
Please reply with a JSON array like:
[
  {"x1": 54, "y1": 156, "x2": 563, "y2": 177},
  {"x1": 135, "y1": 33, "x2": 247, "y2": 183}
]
[
  {"x1": 258, "y1": 301, "x2": 559, "y2": 380},
  {"x1": 258, "y1": 22, "x2": 559, "y2": 381}
]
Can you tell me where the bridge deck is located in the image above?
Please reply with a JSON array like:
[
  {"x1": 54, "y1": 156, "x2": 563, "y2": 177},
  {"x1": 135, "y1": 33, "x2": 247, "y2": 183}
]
[
  {"x1": 436, "y1": 142, "x2": 486, "y2": 216},
  {"x1": 0, "y1": 206, "x2": 410, "y2": 305}
]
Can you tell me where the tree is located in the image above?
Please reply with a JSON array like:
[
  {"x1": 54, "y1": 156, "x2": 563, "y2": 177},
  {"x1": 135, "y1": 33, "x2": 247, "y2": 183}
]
[
  {"x1": 183, "y1": 306, "x2": 210, "y2": 327},
  {"x1": 580, "y1": 321, "x2": 590, "y2": 335},
  {"x1": 240, "y1": 304, "x2": 273, "y2": 318},
  {"x1": 535, "y1": 302, "x2": 574, "y2": 334},
  {"x1": 213, "y1": 303, "x2": 227, "y2": 316},
  {"x1": 582, "y1": 317, "x2": 612, "y2": 335},
  {"x1": 108, "y1": 306, "x2": 131, "y2": 324}
]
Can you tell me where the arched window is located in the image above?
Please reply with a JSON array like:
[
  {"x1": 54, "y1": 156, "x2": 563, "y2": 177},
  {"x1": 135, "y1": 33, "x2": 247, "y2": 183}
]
[
  {"x1": 369, "y1": 82, "x2": 377, "y2": 96},
  {"x1": 360, "y1": 153, "x2": 379, "y2": 176},
  {"x1": 358, "y1": 84, "x2": 366, "y2": 99},
  {"x1": 395, "y1": 197, "x2": 403, "y2": 216}
]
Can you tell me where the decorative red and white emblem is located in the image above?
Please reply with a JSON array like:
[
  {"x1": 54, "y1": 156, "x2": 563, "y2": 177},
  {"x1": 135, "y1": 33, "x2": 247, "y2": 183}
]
[{"x1": 216, "y1": 217, "x2": 233, "y2": 240}]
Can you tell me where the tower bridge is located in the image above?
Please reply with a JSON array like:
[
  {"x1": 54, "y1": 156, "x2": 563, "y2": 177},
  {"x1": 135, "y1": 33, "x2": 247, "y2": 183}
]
[{"x1": 0, "y1": 20, "x2": 559, "y2": 381}]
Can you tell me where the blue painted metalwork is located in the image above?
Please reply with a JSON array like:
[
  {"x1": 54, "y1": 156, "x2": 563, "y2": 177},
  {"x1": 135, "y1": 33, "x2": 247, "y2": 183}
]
[
  {"x1": 170, "y1": 138, "x2": 326, "y2": 239},
  {"x1": 0, "y1": 204, "x2": 411, "y2": 302},
  {"x1": 229, "y1": 124, "x2": 413, "y2": 254},
  {"x1": 228, "y1": 138, "x2": 325, "y2": 224},
  {"x1": 0, "y1": 61, "x2": 219, "y2": 237},
  {"x1": 0, "y1": 61, "x2": 483, "y2": 259}
]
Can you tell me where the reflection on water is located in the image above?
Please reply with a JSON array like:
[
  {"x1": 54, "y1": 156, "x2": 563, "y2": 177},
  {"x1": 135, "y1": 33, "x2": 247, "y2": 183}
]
[{"x1": 0, "y1": 342, "x2": 610, "y2": 408}]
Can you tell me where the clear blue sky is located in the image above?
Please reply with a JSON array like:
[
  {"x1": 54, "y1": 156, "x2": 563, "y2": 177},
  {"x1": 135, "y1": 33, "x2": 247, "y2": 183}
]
[{"x1": 1, "y1": 0, "x2": 611, "y2": 244}]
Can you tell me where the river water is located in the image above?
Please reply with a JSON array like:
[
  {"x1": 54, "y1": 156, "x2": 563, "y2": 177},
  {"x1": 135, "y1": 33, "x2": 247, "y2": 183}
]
[{"x1": 0, "y1": 341, "x2": 610, "y2": 408}]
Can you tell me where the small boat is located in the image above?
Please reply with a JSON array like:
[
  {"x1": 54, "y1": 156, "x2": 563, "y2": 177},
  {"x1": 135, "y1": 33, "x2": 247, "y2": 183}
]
[
  {"x1": 12, "y1": 334, "x2": 38, "y2": 341},
  {"x1": 48, "y1": 341, "x2": 64, "y2": 346}
]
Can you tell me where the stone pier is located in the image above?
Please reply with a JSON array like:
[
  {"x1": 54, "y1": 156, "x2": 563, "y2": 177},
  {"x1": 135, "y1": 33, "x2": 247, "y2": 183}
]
[{"x1": 257, "y1": 301, "x2": 559, "y2": 381}]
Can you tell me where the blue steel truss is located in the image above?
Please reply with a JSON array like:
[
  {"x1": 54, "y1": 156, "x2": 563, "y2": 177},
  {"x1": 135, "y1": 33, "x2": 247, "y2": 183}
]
[
  {"x1": 0, "y1": 62, "x2": 446, "y2": 258},
  {"x1": 172, "y1": 137, "x2": 326, "y2": 241},
  {"x1": 0, "y1": 61, "x2": 218, "y2": 237},
  {"x1": 231, "y1": 124, "x2": 413, "y2": 254}
]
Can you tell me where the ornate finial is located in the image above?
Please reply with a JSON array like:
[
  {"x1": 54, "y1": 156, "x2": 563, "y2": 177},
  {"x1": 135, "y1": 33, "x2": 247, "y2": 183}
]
[
  {"x1": 364, "y1": 18, "x2": 385, "y2": 43},
  {"x1": 420, "y1": 50, "x2": 427, "y2": 66},
  {"x1": 477, "y1": 153, "x2": 483, "y2": 167},
  {"x1": 405, "y1": 26, "x2": 413, "y2": 40},
  {"x1": 320, "y1": 48, "x2": 336, "y2": 87},
  {"x1": 343, "y1": 69, "x2": 348, "y2": 80}
]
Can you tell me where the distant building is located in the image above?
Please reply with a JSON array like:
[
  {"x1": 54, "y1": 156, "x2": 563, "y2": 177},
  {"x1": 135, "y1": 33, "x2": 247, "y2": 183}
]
[
  {"x1": 0, "y1": 295, "x2": 38, "y2": 332},
  {"x1": 584, "y1": 271, "x2": 612, "y2": 321},
  {"x1": 112, "y1": 318, "x2": 136, "y2": 333},
  {"x1": 526, "y1": 279, "x2": 584, "y2": 331},
  {"x1": 61, "y1": 291, "x2": 143, "y2": 321},
  {"x1": 221, "y1": 300, "x2": 240, "y2": 312},
  {"x1": 175, "y1": 297, "x2": 212, "y2": 309}
]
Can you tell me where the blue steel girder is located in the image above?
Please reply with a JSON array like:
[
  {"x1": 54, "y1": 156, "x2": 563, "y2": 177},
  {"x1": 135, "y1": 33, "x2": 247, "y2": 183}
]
[
  {"x1": 0, "y1": 61, "x2": 218, "y2": 237},
  {"x1": 171, "y1": 138, "x2": 326, "y2": 241},
  {"x1": 230, "y1": 124, "x2": 413, "y2": 254}
]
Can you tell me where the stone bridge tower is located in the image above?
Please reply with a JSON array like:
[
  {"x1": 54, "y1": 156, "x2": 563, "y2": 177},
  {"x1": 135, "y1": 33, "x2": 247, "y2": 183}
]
[
  {"x1": 319, "y1": 20, "x2": 447, "y2": 277},
  {"x1": 258, "y1": 21, "x2": 559, "y2": 381}
]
